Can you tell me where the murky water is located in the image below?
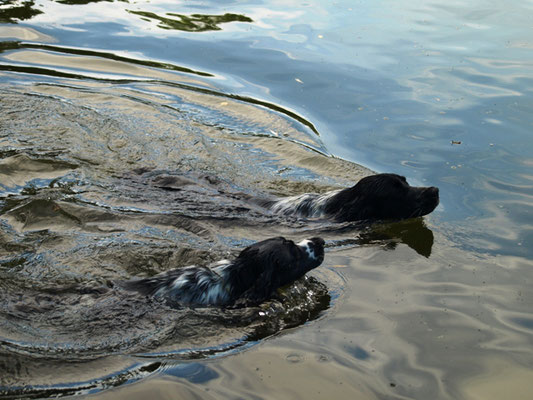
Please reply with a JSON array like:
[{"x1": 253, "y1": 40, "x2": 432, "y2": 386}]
[{"x1": 1, "y1": 1, "x2": 533, "y2": 399}]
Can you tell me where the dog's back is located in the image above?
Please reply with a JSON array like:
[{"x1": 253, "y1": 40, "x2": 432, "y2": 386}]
[{"x1": 124, "y1": 260, "x2": 234, "y2": 306}]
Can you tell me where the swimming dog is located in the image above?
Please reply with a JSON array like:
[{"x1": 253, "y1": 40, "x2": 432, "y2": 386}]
[
  {"x1": 124, "y1": 237, "x2": 325, "y2": 307},
  {"x1": 265, "y1": 173, "x2": 439, "y2": 222}
]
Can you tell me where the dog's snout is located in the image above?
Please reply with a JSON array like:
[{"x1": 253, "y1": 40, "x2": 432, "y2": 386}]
[
  {"x1": 309, "y1": 237, "x2": 325, "y2": 260},
  {"x1": 297, "y1": 237, "x2": 325, "y2": 262},
  {"x1": 311, "y1": 237, "x2": 325, "y2": 248},
  {"x1": 425, "y1": 186, "x2": 439, "y2": 198}
]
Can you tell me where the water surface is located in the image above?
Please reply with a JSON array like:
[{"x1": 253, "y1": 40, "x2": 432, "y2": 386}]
[{"x1": 1, "y1": 1, "x2": 532, "y2": 399}]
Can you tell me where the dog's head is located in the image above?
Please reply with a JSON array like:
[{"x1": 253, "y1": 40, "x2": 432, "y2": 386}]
[
  {"x1": 232, "y1": 236, "x2": 325, "y2": 304},
  {"x1": 328, "y1": 173, "x2": 439, "y2": 222}
]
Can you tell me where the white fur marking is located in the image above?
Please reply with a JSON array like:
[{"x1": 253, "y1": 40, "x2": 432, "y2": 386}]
[
  {"x1": 171, "y1": 275, "x2": 189, "y2": 290},
  {"x1": 202, "y1": 283, "x2": 228, "y2": 304},
  {"x1": 212, "y1": 259, "x2": 232, "y2": 274},
  {"x1": 297, "y1": 239, "x2": 316, "y2": 260},
  {"x1": 270, "y1": 189, "x2": 341, "y2": 218},
  {"x1": 269, "y1": 194, "x2": 309, "y2": 214}
]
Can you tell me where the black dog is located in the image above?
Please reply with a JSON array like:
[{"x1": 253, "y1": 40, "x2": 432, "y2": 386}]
[
  {"x1": 265, "y1": 173, "x2": 439, "y2": 222},
  {"x1": 124, "y1": 237, "x2": 325, "y2": 307}
]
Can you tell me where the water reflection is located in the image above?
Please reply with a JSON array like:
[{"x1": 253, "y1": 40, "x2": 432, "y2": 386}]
[
  {"x1": 0, "y1": 0, "x2": 42, "y2": 23},
  {"x1": 358, "y1": 219, "x2": 435, "y2": 258},
  {"x1": 127, "y1": 11, "x2": 253, "y2": 32},
  {"x1": 54, "y1": 0, "x2": 116, "y2": 4},
  {"x1": 321, "y1": 218, "x2": 435, "y2": 258},
  {"x1": 0, "y1": 41, "x2": 214, "y2": 77}
]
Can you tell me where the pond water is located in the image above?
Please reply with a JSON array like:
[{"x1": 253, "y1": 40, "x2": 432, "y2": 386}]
[{"x1": 1, "y1": 0, "x2": 532, "y2": 399}]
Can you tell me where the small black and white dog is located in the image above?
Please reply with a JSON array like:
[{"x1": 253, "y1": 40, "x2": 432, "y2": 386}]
[
  {"x1": 265, "y1": 173, "x2": 439, "y2": 222},
  {"x1": 125, "y1": 237, "x2": 325, "y2": 307}
]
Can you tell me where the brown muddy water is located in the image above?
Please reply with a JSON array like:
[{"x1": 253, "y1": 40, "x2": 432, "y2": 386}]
[{"x1": 1, "y1": 1, "x2": 533, "y2": 399}]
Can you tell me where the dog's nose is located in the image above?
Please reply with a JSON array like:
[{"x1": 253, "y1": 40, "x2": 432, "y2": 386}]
[
  {"x1": 310, "y1": 237, "x2": 325, "y2": 249},
  {"x1": 309, "y1": 237, "x2": 325, "y2": 258}
]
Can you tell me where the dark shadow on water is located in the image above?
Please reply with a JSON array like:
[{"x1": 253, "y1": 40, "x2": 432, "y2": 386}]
[
  {"x1": 127, "y1": 10, "x2": 253, "y2": 32},
  {"x1": 53, "y1": 0, "x2": 115, "y2": 4},
  {"x1": 0, "y1": 41, "x2": 214, "y2": 77},
  {"x1": 358, "y1": 219, "x2": 435, "y2": 258},
  {"x1": 318, "y1": 218, "x2": 435, "y2": 258},
  {"x1": 0, "y1": 0, "x2": 43, "y2": 23}
]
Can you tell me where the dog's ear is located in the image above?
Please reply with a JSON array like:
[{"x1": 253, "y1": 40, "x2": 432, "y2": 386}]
[{"x1": 331, "y1": 196, "x2": 374, "y2": 221}]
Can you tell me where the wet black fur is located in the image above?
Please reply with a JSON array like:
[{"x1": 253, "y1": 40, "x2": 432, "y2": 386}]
[
  {"x1": 124, "y1": 237, "x2": 325, "y2": 307},
  {"x1": 269, "y1": 173, "x2": 439, "y2": 222},
  {"x1": 324, "y1": 174, "x2": 439, "y2": 222}
]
